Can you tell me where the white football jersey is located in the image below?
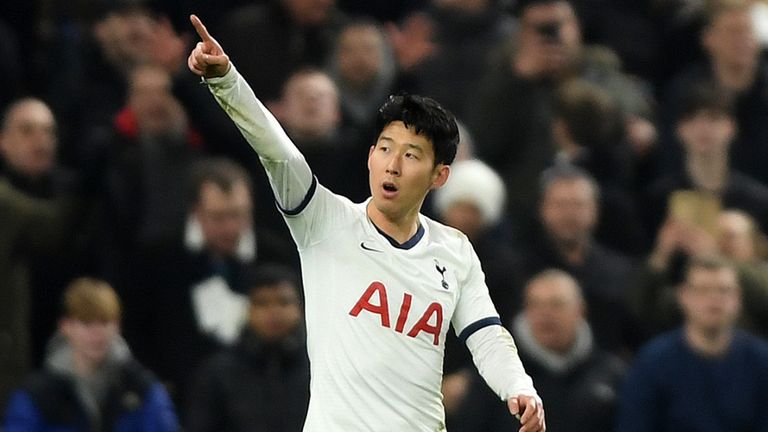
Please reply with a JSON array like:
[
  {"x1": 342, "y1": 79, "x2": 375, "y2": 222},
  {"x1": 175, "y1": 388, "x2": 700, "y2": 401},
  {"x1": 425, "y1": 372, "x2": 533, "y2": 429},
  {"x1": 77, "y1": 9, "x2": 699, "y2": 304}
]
[
  {"x1": 205, "y1": 66, "x2": 535, "y2": 432},
  {"x1": 282, "y1": 180, "x2": 501, "y2": 431}
]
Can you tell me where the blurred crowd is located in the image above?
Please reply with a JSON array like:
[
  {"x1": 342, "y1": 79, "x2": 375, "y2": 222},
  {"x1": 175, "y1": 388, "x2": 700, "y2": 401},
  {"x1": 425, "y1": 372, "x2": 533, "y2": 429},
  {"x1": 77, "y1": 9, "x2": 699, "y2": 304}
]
[{"x1": 2, "y1": 0, "x2": 768, "y2": 430}]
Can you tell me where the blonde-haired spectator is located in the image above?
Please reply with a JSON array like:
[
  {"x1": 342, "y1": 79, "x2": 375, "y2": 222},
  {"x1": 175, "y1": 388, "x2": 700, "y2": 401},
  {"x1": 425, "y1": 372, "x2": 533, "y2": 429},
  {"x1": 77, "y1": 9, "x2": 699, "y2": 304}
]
[{"x1": 3, "y1": 277, "x2": 179, "y2": 432}]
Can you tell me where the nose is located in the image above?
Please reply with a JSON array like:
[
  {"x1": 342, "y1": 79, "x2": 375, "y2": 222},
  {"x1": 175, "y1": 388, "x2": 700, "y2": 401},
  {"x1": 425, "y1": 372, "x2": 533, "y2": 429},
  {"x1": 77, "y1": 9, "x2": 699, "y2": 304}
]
[{"x1": 385, "y1": 154, "x2": 401, "y2": 176}]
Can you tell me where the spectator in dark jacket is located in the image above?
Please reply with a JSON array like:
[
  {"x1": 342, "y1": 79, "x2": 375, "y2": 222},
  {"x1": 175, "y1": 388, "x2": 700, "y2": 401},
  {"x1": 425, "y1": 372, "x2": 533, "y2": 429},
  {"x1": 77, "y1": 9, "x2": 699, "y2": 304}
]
[
  {"x1": 186, "y1": 264, "x2": 309, "y2": 432},
  {"x1": 617, "y1": 255, "x2": 768, "y2": 432},
  {"x1": 452, "y1": 269, "x2": 625, "y2": 432},
  {"x1": 3, "y1": 277, "x2": 179, "y2": 431}
]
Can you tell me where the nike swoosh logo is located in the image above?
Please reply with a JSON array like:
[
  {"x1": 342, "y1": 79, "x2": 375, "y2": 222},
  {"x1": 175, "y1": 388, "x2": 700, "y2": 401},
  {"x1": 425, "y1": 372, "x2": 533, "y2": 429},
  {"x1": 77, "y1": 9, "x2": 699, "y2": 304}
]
[{"x1": 360, "y1": 242, "x2": 383, "y2": 253}]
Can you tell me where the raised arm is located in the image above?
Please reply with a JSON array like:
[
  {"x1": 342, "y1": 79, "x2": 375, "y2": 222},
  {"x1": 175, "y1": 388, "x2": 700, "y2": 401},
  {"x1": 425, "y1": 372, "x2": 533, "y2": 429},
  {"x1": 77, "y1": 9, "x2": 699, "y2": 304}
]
[{"x1": 187, "y1": 14, "x2": 313, "y2": 211}]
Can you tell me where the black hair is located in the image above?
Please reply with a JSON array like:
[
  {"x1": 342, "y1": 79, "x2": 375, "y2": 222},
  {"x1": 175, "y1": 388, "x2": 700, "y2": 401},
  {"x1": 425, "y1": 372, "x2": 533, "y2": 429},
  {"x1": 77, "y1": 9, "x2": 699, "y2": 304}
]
[
  {"x1": 677, "y1": 81, "x2": 734, "y2": 122},
  {"x1": 374, "y1": 94, "x2": 459, "y2": 166},
  {"x1": 552, "y1": 79, "x2": 623, "y2": 152},
  {"x1": 539, "y1": 163, "x2": 600, "y2": 202},
  {"x1": 512, "y1": 0, "x2": 572, "y2": 15},
  {"x1": 242, "y1": 263, "x2": 301, "y2": 298},
  {"x1": 186, "y1": 157, "x2": 252, "y2": 208}
]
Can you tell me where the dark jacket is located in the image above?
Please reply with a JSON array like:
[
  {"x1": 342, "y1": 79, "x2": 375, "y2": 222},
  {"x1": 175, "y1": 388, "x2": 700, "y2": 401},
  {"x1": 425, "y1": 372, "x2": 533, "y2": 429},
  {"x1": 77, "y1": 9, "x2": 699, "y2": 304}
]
[
  {"x1": 0, "y1": 179, "x2": 73, "y2": 409},
  {"x1": 186, "y1": 327, "x2": 310, "y2": 432},
  {"x1": 521, "y1": 231, "x2": 639, "y2": 353},
  {"x1": 451, "y1": 316, "x2": 625, "y2": 432},
  {"x1": 3, "y1": 335, "x2": 178, "y2": 432},
  {"x1": 616, "y1": 329, "x2": 768, "y2": 432}
]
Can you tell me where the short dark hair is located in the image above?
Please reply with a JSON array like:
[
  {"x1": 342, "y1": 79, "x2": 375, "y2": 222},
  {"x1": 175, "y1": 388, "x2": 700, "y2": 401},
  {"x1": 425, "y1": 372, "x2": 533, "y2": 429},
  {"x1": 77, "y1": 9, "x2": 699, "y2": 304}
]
[
  {"x1": 553, "y1": 79, "x2": 623, "y2": 151},
  {"x1": 539, "y1": 163, "x2": 600, "y2": 201},
  {"x1": 187, "y1": 157, "x2": 252, "y2": 207},
  {"x1": 242, "y1": 263, "x2": 301, "y2": 299},
  {"x1": 677, "y1": 82, "x2": 734, "y2": 122},
  {"x1": 374, "y1": 94, "x2": 459, "y2": 166}
]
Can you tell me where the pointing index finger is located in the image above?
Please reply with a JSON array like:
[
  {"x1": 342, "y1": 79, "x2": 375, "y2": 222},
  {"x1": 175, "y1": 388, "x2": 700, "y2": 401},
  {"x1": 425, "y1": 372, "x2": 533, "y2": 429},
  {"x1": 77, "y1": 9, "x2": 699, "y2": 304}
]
[{"x1": 190, "y1": 14, "x2": 212, "y2": 42}]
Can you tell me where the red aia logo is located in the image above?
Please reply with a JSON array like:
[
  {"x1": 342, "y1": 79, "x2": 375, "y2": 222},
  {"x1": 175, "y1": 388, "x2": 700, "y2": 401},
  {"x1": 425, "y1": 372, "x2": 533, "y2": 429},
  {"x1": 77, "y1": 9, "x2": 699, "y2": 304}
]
[{"x1": 349, "y1": 282, "x2": 444, "y2": 345}]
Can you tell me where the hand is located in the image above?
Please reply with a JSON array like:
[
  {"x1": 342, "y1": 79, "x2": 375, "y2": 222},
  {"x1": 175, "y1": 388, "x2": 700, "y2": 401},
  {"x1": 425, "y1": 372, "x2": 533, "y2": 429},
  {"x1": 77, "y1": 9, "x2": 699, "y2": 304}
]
[
  {"x1": 386, "y1": 12, "x2": 437, "y2": 71},
  {"x1": 152, "y1": 16, "x2": 189, "y2": 74},
  {"x1": 649, "y1": 218, "x2": 683, "y2": 270},
  {"x1": 508, "y1": 395, "x2": 545, "y2": 432},
  {"x1": 188, "y1": 14, "x2": 230, "y2": 79}
]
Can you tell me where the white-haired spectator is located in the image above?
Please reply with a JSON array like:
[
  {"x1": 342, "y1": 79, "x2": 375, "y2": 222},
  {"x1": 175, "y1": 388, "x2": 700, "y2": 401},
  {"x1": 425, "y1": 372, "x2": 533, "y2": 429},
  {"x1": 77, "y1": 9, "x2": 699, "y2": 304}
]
[{"x1": 433, "y1": 159, "x2": 506, "y2": 239}]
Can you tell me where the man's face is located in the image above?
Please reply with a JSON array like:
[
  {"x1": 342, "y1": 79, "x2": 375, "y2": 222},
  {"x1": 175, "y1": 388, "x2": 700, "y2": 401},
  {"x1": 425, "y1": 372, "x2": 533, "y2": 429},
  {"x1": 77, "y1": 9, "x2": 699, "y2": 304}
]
[
  {"x1": 62, "y1": 318, "x2": 119, "y2": 365},
  {"x1": 441, "y1": 200, "x2": 484, "y2": 240},
  {"x1": 524, "y1": 276, "x2": 584, "y2": 353},
  {"x1": 367, "y1": 121, "x2": 448, "y2": 221},
  {"x1": 519, "y1": 1, "x2": 581, "y2": 75},
  {"x1": 540, "y1": 178, "x2": 597, "y2": 246},
  {"x1": 337, "y1": 25, "x2": 385, "y2": 90},
  {"x1": 679, "y1": 267, "x2": 741, "y2": 334},
  {"x1": 95, "y1": 10, "x2": 156, "y2": 69},
  {"x1": 248, "y1": 282, "x2": 302, "y2": 343},
  {"x1": 129, "y1": 66, "x2": 184, "y2": 135},
  {"x1": 194, "y1": 181, "x2": 253, "y2": 257},
  {"x1": 704, "y1": 9, "x2": 759, "y2": 68},
  {"x1": 282, "y1": 73, "x2": 340, "y2": 141},
  {"x1": 677, "y1": 110, "x2": 735, "y2": 158},
  {"x1": 0, "y1": 100, "x2": 57, "y2": 178}
]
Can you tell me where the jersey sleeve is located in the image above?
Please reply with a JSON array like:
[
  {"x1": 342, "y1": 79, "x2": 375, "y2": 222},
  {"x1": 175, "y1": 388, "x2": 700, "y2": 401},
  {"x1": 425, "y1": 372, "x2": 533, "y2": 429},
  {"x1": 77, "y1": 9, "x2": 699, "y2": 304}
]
[
  {"x1": 204, "y1": 64, "x2": 313, "y2": 215},
  {"x1": 451, "y1": 243, "x2": 502, "y2": 340},
  {"x1": 453, "y1": 240, "x2": 538, "y2": 401},
  {"x1": 204, "y1": 65, "x2": 350, "y2": 248}
]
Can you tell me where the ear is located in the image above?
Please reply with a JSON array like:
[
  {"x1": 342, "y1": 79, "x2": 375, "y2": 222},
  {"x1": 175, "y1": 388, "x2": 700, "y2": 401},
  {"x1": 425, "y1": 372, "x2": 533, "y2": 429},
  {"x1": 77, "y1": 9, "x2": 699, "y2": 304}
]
[
  {"x1": 368, "y1": 144, "x2": 377, "y2": 169},
  {"x1": 59, "y1": 317, "x2": 72, "y2": 336},
  {"x1": 430, "y1": 164, "x2": 450, "y2": 190}
]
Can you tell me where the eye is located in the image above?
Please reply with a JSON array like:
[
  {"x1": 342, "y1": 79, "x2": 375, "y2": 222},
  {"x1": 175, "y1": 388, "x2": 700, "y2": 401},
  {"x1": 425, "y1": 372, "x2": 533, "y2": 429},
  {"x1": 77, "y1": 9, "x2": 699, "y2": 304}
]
[{"x1": 405, "y1": 152, "x2": 418, "y2": 160}]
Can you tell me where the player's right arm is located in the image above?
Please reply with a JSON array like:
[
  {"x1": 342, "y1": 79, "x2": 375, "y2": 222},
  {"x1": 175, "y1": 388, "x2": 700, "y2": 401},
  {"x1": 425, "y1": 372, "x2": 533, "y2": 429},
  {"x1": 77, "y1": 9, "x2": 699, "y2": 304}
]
[{"x1": 187, "y1": 14, "x2": 313, "y2": 212}]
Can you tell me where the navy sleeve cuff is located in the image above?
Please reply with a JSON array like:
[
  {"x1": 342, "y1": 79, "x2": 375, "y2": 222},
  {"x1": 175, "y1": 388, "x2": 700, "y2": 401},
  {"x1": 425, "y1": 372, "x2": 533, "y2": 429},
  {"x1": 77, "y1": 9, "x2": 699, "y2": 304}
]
[
  {"x1": 458, "y1": 316, "x2": 502, "y2": 343},
  {"x1": 278, "y1": 176, "x2": 318, "y2": 216}
]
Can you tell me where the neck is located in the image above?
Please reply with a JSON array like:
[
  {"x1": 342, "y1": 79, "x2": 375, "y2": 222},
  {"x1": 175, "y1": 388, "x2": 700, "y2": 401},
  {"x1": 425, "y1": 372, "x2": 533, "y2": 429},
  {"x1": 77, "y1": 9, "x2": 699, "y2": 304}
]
[
  {"x1": 686, "y1": 153, "x2": 728, "y2": 193},
  {"x1": 72, "y1": 351, "x2": 102, "y2": 377},
  {"x1": 713, "y1": 58, "x2": 757, "y2": 93},
  {"x1": 684, "y1": 323, "x2": 733, "y2": 357},
  {"x1": 366, "y1": 202, "x2": 421, "y2": 244},
  {"x1": 554, "y1": 237, "x2": 589, "y2": 265}
]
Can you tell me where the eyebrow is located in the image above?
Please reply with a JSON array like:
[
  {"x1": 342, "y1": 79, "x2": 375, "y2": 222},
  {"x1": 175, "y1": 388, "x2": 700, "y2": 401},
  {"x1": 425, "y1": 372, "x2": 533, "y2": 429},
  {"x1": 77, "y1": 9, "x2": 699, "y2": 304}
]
[{"x1": 378, "y1": 135, "x2": 425, "y2": 152}]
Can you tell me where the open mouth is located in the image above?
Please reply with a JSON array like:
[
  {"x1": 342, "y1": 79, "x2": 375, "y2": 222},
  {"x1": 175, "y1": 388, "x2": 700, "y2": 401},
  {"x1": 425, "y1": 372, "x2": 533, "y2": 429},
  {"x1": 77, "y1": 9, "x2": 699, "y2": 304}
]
[{"x1": 383, "y1": 182, "x2": 398, "y2": 192}]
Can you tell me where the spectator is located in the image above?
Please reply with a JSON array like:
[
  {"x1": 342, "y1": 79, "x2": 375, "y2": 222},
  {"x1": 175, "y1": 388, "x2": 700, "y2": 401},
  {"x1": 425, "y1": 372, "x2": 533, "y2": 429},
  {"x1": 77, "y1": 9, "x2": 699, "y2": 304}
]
[
  {"x1": 617, "y1": 255, "x2": 768, "y2": 432},
  {"x1": 213, "y1": 0, "x2": 345, "y2": 106},
  {"x1": 3, "y1": 277, "x2": 179, "y2": 431},
  {"x1": 633, "y1": 210, "x2": 768, "y2": 340},
  {"x1": 186, "y1": 264, "x2": 309, "y2": 432},
  {"x1": 0, "y1": 99, "x2": 81, "y2": 407},
  {"x1": 466, "y1": 0, "x2": 653, "y2": 240},
  {"x1": 549, "y1": 79, "x2": 647, "y2": 254},
  {"x1": 646, "y1": 82, "x2": 768, "y2": 236},
  {"x1": 328, "y1": 19, "x2": 398, "y2": 136},
  {"x1": 661, "y1": 0, "x2": 768, "y2": 185},
  {"x1": 452, "y1": 269, "x2": 625, "y2": 432},
  {"x1": 0, "y1": 98, "x2": 89, "y2": 366},
  {"x1": 57, "y1": 1, "x2": 187, "y2": 167},
  {"x1": 522, "y1": 164, "x2": 638, "y2": 354},
  {"x1": 140, "y1": 158, "x2": 296, "y2": 411},
  {"x1": 275, "y1": 68, "x2": 368, "y2": 202}
]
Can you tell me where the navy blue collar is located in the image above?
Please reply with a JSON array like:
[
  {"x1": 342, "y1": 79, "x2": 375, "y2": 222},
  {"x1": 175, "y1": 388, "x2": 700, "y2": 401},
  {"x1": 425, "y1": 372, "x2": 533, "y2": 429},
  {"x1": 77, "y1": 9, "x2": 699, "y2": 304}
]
[{"x1": 372, "y1": 222, "x2": 425, "y2": 250}]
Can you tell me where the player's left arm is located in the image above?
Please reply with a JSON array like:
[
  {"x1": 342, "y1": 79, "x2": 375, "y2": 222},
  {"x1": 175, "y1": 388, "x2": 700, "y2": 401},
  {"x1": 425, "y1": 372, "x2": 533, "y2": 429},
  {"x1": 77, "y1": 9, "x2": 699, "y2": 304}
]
[{"x1": 453, "y1": 244, "x2": 545, "y2": 432}]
